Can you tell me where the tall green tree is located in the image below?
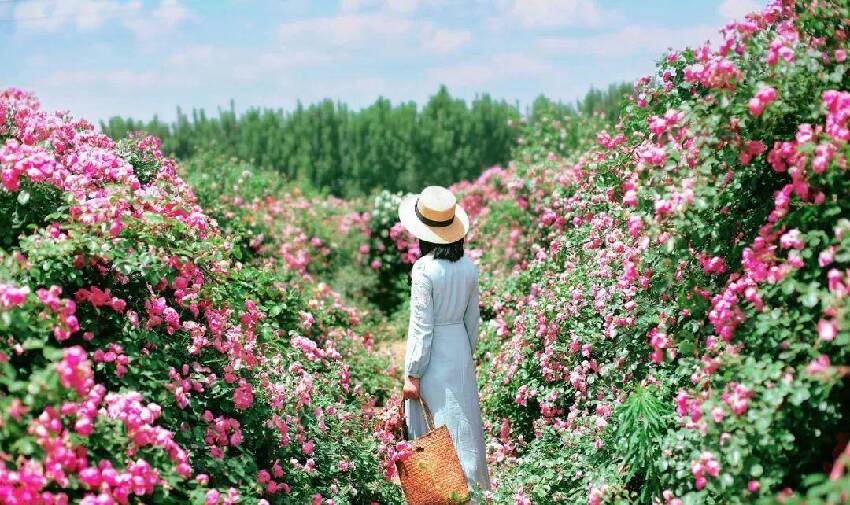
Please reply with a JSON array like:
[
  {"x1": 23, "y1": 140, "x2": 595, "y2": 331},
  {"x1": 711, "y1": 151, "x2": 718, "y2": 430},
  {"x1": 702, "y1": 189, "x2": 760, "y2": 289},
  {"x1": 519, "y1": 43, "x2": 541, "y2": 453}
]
[{"x1": 101, "y1": 84, "x2": 631, "y2": 196}]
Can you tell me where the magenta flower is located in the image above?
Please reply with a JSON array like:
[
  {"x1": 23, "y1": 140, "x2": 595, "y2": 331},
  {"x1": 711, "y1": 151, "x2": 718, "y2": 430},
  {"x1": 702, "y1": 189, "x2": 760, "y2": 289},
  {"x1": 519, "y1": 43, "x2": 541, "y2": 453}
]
[{"x1": 0, "y1": 283, "x2": 30, "y2": 308}]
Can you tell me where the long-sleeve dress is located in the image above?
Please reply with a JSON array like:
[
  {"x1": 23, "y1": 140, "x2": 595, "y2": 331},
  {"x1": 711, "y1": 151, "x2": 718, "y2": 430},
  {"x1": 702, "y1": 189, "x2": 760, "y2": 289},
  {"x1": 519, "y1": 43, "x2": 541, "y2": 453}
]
[{"x1": 404, "y1": 253, "x2": 491, "y2": 491}]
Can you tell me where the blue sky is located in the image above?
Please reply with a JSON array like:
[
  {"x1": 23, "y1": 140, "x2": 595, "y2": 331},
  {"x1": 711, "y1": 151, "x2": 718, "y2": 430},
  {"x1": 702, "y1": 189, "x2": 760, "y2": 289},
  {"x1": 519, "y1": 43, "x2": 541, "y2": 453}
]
[{"x1": 1, "y1": 0, "x2": 763, "y2": 123}]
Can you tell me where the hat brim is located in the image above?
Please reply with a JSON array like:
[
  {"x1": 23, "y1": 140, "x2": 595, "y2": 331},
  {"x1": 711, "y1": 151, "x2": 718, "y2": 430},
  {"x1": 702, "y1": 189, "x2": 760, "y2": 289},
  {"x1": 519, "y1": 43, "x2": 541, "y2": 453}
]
[{"x1": 398, "y1": 194, "x2": 469, "y2": 245}]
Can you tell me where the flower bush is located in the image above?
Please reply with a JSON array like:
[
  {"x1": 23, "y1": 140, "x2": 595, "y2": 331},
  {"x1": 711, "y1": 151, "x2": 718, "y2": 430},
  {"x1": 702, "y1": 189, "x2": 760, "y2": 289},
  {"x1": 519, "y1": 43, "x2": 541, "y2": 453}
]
[
  {"x1": 0, "y1": 89, "x2": 401, "y2": 504},
  {"x1": 445, "y1": 1, "x2": 850, "y2": 503},
  {"x1": 361, "y1": 190, "x2": 417, "y2": 315}
]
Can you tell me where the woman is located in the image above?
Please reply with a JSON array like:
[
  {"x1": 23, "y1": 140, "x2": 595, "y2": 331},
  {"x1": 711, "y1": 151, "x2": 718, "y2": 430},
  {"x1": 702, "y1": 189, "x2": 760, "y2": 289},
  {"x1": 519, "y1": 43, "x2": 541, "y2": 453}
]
[{"x1": 398, "y1": 185, "x2": 491, "y2": 492}]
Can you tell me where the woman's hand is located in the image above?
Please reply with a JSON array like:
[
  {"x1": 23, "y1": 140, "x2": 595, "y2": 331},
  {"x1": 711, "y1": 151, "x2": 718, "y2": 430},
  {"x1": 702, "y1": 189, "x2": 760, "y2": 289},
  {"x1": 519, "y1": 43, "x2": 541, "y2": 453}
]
[{"x1": 403, "y1": 376, "x2": 420, "y2": 400}]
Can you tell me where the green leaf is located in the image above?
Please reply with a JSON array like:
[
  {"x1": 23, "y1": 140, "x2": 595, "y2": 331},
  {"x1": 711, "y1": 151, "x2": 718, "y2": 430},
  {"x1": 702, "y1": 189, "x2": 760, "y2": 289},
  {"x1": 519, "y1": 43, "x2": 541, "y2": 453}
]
[
  {"x1": 800, "y1": 283, "x2": 819, "y2": 308},
  {"x1": 789, "y1": 387, "x2": 811, "y2": 406}
]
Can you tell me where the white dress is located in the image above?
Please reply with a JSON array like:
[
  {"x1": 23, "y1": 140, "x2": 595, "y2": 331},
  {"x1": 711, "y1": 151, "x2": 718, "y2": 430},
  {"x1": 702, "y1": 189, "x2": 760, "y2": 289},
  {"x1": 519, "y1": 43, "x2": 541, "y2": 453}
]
[{"x1": 404, "y1": 253, "x2": 491, "y2": 491}]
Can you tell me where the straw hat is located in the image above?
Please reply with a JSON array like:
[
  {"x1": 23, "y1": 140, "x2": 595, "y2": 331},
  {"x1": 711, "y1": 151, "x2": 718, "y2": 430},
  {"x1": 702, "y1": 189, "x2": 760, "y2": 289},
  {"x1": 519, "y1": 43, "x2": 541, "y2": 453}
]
[{"x1": 398, "y1": 186, "x2": 469, "y2": 244}]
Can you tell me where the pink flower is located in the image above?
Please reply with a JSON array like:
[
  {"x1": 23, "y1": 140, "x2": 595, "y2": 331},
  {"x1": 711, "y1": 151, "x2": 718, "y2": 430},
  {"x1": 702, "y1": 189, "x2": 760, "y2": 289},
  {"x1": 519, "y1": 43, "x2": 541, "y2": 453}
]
[
  {"x1": 79, "y1": 467, "x2": 102, "y2": 488},
  {"x1": 749, "y1": 86, "x2": 777, "y2": 116},
  {"x1": 513, "y1": 489, "x2": 532, "y2": 505},
  {"x1": 700, "y1": 255, "x2": 727, "y2": 275},
  {"x1": 663, "y1": 490, "x2": 683, "y2": 505},
  {"x1": 722, "y1": 383, "x2": 753, "y2": 416},
  {"x1": 205, "y1": 489, "x2": 221, "y2": 505},
  {"x1": 691, "y1": 451, "x2": 721, "y2": 490},
  {"x1": 233, "y1": 380, "x2": 254, "y2": 410},
  {"x1": 514, "y1": 384, "x2": 531, "y2": 407},
  {"x1": 748, "y1": 97, "x2": 765, "y2": 116},
  {"x1": 299, "y1": 310, "x2": 315, "y2": 330},
  {"x1": 623, "y1": 189, "x2": 637, "y2": 207},
  {"x1": 75, "y1": 416, "x2": 94, "y2": 436},
  {"x1": 627, "y1": 216, "x2": 643, "y2": 237},
  {"x1": 711, "y1": 407, "x2": 725, "y2": 423},
  {"x1": 756, "y1": 86, "x2": 777, "y2": 103},
  {"x1": 258, "y1": 469, "x2": 271, "y2": 484},
  {"x1": 655, "y1": 199, "x2": 673, "y2": 217},
  {"x1": 823, "y1": 90, "x2": 850, "y2": 141},
  {"x1": 818, "y1": 318, "x2": 837, "y2": 341},
  {"x1": 819, "y1": 247, "x2": 835, "y2": 267},
  {"x1": 176, "y1": 463, "x2": 192, "y2": 477},
  {"x1": 779, "y1": 229, "x2": 803, "y2": 249},
  {"x1": 55, "y1": 346, "x2": 94, "y2": 396},
  {"x1": 0, "y1": 283, "x2": 30, "y2": 308},
  {"x1": 807, "y1": 354, "x2": 831, "y2": 376}
]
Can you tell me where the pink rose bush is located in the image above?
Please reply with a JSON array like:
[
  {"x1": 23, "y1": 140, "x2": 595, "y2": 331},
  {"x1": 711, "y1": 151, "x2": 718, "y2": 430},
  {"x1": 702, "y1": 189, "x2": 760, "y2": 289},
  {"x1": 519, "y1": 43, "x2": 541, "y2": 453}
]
[
  {"x1": 386, "y1": 1, "x2": 850, "y2": 502},
  {"x1": 0, "y1": 89, "x2": 401, "y2": 503}
]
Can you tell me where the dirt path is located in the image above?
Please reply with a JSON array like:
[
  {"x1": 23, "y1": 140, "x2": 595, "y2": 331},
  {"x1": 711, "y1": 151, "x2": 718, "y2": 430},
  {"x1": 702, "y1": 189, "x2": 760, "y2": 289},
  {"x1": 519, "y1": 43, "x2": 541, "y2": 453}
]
[{"x1": 377, "y1": 337, "x2": 407, "y2": 371}]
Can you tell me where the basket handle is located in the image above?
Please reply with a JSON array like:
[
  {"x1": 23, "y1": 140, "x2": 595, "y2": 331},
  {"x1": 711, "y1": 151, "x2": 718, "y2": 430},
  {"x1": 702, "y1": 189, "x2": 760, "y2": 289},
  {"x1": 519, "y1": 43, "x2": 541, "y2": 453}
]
[
  {"x1": 399, "y1": 395, "x2": 436, "y2": 435},
  {"x1": 418, "y1": 397, "x2": 435, "y2": 431}
]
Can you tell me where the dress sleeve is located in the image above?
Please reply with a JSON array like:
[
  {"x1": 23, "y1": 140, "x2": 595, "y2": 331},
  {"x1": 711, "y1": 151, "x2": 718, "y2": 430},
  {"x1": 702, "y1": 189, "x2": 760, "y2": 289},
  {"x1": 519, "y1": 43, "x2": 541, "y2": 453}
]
[
  {"x1": 405, "y1": 263, "x2": 434, "y2": 378},
  {"x1": 463, "y1": 265, "x2": 481, "y2": 352}
]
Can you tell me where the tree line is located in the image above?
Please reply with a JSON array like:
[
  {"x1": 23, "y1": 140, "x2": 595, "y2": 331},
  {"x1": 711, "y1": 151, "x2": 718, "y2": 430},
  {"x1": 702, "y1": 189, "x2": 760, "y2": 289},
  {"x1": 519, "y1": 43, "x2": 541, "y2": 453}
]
[{"x1": 101, "y1": 83, "x2": 632, "y2": 196}]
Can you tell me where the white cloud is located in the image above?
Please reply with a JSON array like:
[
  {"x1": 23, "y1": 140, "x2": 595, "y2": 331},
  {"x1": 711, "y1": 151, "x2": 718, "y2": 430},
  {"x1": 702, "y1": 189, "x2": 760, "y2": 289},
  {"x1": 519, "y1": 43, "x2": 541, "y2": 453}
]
[
  {"x1": 103, "y1": 70, "x2": 157, "y2": 87},
  {"x1": 277, "y1": 14, "x2": 469, "y2": 57},
  {"x1": 425, "y1": 28, "x2": 472, "y2": 54},
  {"x1": 14, "y1": 0, "x2": 132, "y2": 32},
  {"x1": 12, "y1": 0, "x2": 193, "y2": 43},
  {"x1": 383, "y1": 0, "x2": 419, "y2": 14},
  {"x1": 340, "y1": 0, "x2": 444, "y2": 14},
  {"x1": 122, "y1": 0, "x2": 194, "y2": 46},
  {"x1": 167, "y1": 44, "x2": 217, "y2": 67},
  {"x1": 339, "y1": 0, "x2": 363, "y2": 12},
  {"x1": 538, "y1": 24, "x2": 719, "y2": 57},
  {"x1": 152, "y1": 0, "x2": 191, "y2": 28},
  {"x1": 39, "y1": 68, "x2": 155, "y2": 88},
  {"x1": 425, "y1": 52, "x2": 548, "y2": 88},
  {"x1": 276, "y1": 1, "x2": 470, "y2": 60},
  {"x1": 160, "y1": 44, "x2": 335, "y2": 87},
  {"x1": 254, "y1": 49, "x2": 339, "y2": 72},
  {"x1": 489, "y1": 0, "x2": 614, "y2": 29},
  {"x1": 41, "y1": 69, "x2": 98, "y2": 87},
  {"x1": 719, "y1": 0, "x2": 762, "y2": 20},
  {"x1": 492, "y1": 52, "x2": 546, "y2": 74},
  {"x1": 277, "y1": 13, "x2": 415, "y2": 48},
  {"x1": 427, "y1": 62, "x2": 493, "y2": 87}
]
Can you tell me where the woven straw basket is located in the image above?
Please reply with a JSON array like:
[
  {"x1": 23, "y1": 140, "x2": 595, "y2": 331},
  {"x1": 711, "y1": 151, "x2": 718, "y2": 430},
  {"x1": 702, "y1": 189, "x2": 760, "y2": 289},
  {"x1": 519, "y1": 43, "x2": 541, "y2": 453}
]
[{"x1": 396, "y1": 397, "x2": 470, "y2": 505}]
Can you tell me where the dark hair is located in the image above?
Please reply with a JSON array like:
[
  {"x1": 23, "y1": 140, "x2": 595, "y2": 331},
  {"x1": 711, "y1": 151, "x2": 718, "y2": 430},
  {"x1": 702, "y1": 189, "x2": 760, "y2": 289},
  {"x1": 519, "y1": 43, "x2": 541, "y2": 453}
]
[{"x1": 419, "y1": 238, "x2": 465, "y2": 262}]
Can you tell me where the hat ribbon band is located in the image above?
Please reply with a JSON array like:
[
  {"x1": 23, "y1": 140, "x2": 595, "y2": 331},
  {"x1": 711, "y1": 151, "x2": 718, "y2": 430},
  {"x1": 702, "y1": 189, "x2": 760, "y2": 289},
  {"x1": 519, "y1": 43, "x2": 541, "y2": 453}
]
[{"x1": 415, "y1": 198, "x2": 454, "y2": 228}]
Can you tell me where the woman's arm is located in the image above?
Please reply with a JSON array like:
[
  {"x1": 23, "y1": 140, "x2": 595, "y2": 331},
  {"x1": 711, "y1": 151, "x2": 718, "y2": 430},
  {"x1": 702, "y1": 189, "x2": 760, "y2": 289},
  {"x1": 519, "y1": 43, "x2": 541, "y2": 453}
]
[
  {"x1": 404, "y1": 262, "x2": 434, "y2": 381},
  {"x1": 463, "y1": 265, "x2": 481, "y2": 352}
]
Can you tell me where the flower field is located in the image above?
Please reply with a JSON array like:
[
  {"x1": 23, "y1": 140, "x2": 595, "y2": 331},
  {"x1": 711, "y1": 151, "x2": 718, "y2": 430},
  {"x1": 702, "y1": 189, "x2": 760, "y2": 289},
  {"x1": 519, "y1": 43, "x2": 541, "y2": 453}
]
[{"x1": 3, "y1": 0, "x2": 850, "y2": 504}]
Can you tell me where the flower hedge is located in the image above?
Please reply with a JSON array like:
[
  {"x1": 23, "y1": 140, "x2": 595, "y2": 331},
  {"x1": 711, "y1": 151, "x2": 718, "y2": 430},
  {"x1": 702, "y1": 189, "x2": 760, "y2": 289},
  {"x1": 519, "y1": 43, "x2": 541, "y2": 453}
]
[
  {"x1": 0, "y1": 89, "x2": 401, "y2": 504},
  {"x1": 443, "y1": 0, "x2": 850, "y2": 503}
]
